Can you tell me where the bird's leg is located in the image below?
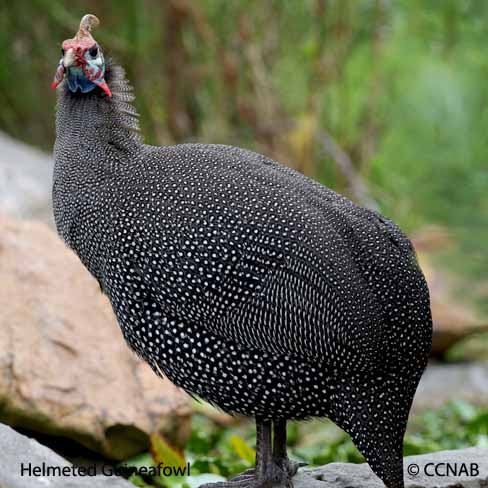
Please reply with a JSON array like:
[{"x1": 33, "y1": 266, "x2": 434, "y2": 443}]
[
  {"x1": 255, "y1": 418, "x2": 274, "y2": 480},
  {"x1": 272, "y1": 419, "x2": 305, "y2": 477},
  {"x1": 227, "y1": 419, "x2": 275, "y2": 486},
  {"x1": 201, "y1": 418, "x2": 295, "y2": 487},
  {"x1": 272, "y1": 419, "x2": 288, "y2": 463}
]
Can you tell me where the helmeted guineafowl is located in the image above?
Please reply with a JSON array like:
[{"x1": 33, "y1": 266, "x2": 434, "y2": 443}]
[{"x1": 52, "y1": 15, "x2": 432, "y2": 488}]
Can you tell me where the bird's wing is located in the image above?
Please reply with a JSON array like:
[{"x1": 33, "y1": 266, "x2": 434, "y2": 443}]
[{"x1": 111, "y1": 144, "x2": 420, "y2": 365}]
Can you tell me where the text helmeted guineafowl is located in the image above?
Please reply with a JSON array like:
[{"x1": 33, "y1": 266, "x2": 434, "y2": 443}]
[{"x1": 52, "y1": 15, "x2": 432, "y2": 488}]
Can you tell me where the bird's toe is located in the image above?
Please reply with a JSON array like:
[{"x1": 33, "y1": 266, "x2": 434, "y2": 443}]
[
  {"x1": 200, "y1": 462, "x2": 298, "y2": 487},
  {"x1": 229, "y1": 467, "x2": 255, "y2": 481}
]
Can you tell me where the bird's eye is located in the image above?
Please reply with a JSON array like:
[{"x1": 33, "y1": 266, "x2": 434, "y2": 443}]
[{"x1": 89, "y1": 45, "x2": 98, "y2": 57}]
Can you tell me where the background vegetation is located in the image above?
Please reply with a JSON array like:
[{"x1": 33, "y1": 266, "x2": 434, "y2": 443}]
[
  {"x1": 1, "y1": 0, "x2": 486, "y2": 303},
  {"x1": 1, "y1": 1, "x2": 487, "y2": 487},
  {"x1": 0, "y1": 0, "x2": 488, "y2": 286}
]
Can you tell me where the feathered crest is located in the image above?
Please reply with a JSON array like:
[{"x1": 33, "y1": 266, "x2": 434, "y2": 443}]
[{"x1": 103, "y1": 60, "x2": 142, "y2": 143}]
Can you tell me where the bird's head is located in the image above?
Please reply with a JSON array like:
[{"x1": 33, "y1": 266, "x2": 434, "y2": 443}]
[{"x1": 52, "y1": 14, "x2": 112, "y2": 97}]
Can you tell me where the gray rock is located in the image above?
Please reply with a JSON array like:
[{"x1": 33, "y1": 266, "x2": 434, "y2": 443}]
[
  {"x1": 0, "y1": 131, "x2": 53, "y2": 224},
  {"x1": 1, "y1": 422, "x2": 487, "y2": 488},
  {"x1": 0, "y1": 423, "x2": 133, "y2": 487},
  {"x1": 295, "y1": 447, "x2": 488, "y2": 487},
  {"x1": 413, "y1": 362, "x2": 488, "y2": 412}
]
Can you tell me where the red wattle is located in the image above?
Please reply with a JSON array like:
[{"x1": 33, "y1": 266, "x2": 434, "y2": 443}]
[
  {"x1": 51, "y1": 80, "x2": 59, "y2": 89},
  {"x1": 98, "y1": 81, "x2": 112, "y2": 97}
]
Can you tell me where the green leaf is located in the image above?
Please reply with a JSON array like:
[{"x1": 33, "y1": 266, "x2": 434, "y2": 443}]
[
  {"x1": 467, "y1": 411, "x2": 488, "y2": 432},
  {"x1": 230, "y1": 435, "x2": 255, "y2": 465},
  {"x1": 119, "y1": 452, "x2": 155, "y2": 469},
  {"x1": 450, "y1": 400, "x2": 478, "y2": 421},
  {"x1": 128, "y1": 473, "x2": 154, "y2": 487},
  {"x1": 150, "y1": 433, "x2": 187, "y2": 471},
  {"x1": 162, "y1": 476, "x2": 191, "y2": 488}
]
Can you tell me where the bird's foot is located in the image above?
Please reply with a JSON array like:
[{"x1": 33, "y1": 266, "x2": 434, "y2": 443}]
[
  {"x1": 274, "y1": 458, "x2": 307, "y2": 478},
  {"x1": 200, "y1": 460, "x2": 305, "y2": 488},
  {"x1": 199, "y1": 474, "x2": 267, "y2": 488}
]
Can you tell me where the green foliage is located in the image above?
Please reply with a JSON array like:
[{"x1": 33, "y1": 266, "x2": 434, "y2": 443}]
[
  {"x1": 404, "y1": 400, "x2": 488, "y2": 455},
  {"x1": 445, "y1": 332, "x2": 488, "y2": 362},
  {"x1": 149, "y1": 433, "x2": 187, "y2": 471},
  {"x1": 1, "y1": 0, "x2": 486, "y2": 297}
]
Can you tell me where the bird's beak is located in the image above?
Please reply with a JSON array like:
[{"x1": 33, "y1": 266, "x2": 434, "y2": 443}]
[
  {"x1": 52, "y1": 49, "x2": 76, "y2": 89},
  {"x1": 63, "y1": 48, "x2": 76, "y2": 68}
]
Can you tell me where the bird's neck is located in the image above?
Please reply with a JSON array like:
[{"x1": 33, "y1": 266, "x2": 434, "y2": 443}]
[
  {"x1": 54, "y1": 62, "x2": 142, "y2": 156},
  {"x1": 53, "y1": 62, "x2": 142, "y2": 277}
]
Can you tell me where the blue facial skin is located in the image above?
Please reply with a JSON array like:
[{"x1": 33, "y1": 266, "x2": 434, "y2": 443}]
[{"x1": 66, "y1": 67, "x2": 98, "y2": 93}]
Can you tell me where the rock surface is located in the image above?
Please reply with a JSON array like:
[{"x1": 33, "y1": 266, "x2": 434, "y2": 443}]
[
  {"x1": 0, "y1": 423, "x2": 133, "y2": 488},
  {"x1": 413, "y1": 362, "x2": 488, "y2": 412},
  {"x1": 0, "y1": 216, "x2": 191, "y2": 460},
  {"x1": 2, "y1": 423, "x2": 487, "y2": 488},
  {"x1": 296, "y1": 447, "x2": 488, "y2": 487},
  {"x1": 0, "y1": 131, "x2": 53, "y2": 225}
]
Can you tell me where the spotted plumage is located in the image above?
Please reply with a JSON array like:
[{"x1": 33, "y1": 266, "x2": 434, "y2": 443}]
[{"x1": 53, "y1": 15, "x2": 432, "y2": 488}]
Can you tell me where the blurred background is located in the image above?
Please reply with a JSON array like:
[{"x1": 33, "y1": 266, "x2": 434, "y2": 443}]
[{"x1": 0, "y1": 1, "x2": 487, "y2": 487}]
